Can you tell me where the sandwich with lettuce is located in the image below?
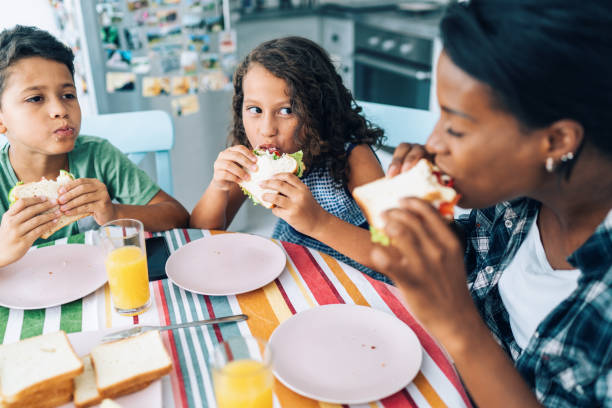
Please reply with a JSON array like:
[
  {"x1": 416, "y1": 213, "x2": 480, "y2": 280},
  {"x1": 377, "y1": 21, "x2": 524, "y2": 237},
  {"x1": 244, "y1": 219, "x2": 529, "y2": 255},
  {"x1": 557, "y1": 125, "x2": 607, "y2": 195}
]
[
  {"x1": 352, "y1": 159, "x2": 459, "y2": 246},
  {"x1": 239, "y1": 145, "x2": 305, "y2": 209},
  {"x1": 8, "y1": 170, "x2": 90, "y2": 239}
]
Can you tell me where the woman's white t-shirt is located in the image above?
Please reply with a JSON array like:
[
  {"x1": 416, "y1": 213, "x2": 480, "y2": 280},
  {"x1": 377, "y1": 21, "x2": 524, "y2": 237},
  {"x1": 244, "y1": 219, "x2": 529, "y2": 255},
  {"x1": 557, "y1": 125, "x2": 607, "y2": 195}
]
[{"x1": 498, "y1": 218, "x2": 581, "y2": 350}]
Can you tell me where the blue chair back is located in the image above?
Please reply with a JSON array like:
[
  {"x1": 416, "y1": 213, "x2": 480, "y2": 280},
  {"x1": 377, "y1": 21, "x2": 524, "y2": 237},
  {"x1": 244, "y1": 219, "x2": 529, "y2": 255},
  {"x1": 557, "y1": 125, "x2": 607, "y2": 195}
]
[
  {"x1": 80, "y1": 110, "x2": 174, "y2": 194},
  {"x1": 357, "y1": 100, "x2": 438, "y2": 147}
]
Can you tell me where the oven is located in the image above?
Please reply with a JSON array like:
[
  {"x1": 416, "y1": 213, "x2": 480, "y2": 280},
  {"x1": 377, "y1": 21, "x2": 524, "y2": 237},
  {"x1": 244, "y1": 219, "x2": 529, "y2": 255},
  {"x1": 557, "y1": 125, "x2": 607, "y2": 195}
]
[{"x1": 352, "y1": 24, "x2": 434, "y2": 110}]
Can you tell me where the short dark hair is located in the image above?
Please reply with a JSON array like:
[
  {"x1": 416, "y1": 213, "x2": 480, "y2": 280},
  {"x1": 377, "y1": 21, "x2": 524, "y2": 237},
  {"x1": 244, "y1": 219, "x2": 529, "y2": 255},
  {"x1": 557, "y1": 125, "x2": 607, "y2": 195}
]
[
  {"x1": 0, "y1": 25, "x2": 75, "y2": 103},
  {"x1": 441, "y1": 0, "x2": 612, "y2": 158},
  {"x1": 230, "y1": 36, "x2": 384, "y2": 186}
]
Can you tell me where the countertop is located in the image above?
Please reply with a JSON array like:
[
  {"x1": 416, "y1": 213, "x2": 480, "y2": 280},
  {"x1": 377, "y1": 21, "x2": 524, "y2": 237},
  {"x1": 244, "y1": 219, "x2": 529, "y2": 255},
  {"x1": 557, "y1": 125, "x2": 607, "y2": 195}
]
[{"x1": 233, "y1": 5, "x2": 444, "y2": 39}]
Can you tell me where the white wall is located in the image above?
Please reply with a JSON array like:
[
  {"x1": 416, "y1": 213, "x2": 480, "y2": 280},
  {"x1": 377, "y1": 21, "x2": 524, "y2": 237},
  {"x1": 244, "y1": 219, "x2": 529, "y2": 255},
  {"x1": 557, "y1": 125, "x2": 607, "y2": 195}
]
[{"x1": 0, "y1": 0, "x2": 58, "y2": 35}]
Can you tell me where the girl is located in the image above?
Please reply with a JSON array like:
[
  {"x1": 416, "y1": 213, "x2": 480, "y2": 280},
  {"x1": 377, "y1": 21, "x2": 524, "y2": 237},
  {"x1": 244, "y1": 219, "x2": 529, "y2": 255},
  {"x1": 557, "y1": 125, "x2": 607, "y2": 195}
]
[
  {"x1": 190, "y1": 36, "x2": 389, "y2": 282},
  {"x1": 374, "y1": 0, "x2": 612, "y2": 406}
]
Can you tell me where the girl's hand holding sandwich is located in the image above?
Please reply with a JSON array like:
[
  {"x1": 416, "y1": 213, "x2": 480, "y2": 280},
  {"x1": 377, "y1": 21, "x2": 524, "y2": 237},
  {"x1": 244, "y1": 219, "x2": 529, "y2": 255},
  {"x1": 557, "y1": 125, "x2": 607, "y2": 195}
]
[
  {"x1": 260, "y1": 173, "x2": 326, "y2": 236},
  {"x1": 387, "y1": 143, "x2": 431, "y2": 177},
  {"x1": 0, "y1": 197, "x2": 61, "y2": 267},
  {"x1": 370, "y1": 197, "x2": 478, "y2": 350},
  {"x1": 57, "y1": 178, "x2": 117, "y2": 226},
  {"x1": 211, "y1": 145, "x2": 258, "y2": 191}
]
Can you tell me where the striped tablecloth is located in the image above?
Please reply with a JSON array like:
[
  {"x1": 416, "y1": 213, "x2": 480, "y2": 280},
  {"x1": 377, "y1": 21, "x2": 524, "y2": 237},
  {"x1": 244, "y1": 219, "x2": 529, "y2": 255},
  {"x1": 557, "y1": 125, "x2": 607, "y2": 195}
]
[{"x1": 0, "y1": 229, "x2": 472, "y2": 408}]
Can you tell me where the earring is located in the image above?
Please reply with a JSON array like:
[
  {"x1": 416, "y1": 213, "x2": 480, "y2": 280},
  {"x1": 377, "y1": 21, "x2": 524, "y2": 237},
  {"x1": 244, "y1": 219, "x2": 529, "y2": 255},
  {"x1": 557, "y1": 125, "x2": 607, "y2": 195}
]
[
  {"x1": 545, "y1": 157, "x2": 555, "y2": 173},
  {"x1": 560, "y1": 152, "x2": 575, "y2": 162}
]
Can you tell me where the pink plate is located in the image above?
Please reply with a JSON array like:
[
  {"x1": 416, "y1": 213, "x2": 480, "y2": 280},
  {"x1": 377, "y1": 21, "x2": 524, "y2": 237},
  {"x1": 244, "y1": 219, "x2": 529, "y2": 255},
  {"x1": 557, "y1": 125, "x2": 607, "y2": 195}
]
[
  {"x1": 269, "y1": 304, "x2": 423, "y2": 404},
  {"x1": 59, "y1": 329, "x2": 162, "y2": 408},
  {"x1": 165, "y1": 233, "x2": 286, "y2": 296},
  {"x1": 0, "y1": 245, "x2": 107, "y2": 310}
]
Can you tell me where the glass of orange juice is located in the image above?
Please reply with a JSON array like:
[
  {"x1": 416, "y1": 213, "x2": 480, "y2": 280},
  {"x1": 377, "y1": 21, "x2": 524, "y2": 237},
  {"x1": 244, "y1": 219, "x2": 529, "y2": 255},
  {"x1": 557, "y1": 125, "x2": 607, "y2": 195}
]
[
  {"x1": 98, "y1": 219, "x2": 150, "y2": 316},
  {"x1": 210, "y1": 336, "x2": 273, "y2": 408}
]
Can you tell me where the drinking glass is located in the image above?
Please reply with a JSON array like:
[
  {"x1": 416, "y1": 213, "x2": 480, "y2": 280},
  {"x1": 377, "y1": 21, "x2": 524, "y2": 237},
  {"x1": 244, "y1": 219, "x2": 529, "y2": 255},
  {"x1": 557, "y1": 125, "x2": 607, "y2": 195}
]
[
  {"x1": 98, "y1": 218, "x2": 150, "y2": 316},
  {"x1": 210, "y1": 336, "x2": 273, "y2": 408}
]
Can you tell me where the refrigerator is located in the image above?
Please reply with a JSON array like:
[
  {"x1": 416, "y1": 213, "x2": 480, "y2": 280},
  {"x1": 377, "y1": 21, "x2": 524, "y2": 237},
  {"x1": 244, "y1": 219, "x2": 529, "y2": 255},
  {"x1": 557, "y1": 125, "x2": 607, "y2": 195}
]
[{"x1": 48, "y1": 0, "x2": 274, "y2": 233}]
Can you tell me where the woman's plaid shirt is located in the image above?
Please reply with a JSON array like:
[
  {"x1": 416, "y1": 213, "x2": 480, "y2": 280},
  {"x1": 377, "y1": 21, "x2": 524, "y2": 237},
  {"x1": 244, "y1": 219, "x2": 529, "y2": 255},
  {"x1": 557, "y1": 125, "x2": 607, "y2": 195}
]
[{"x1": 456, "y1": 198, "x2": 612, "y2": 407}]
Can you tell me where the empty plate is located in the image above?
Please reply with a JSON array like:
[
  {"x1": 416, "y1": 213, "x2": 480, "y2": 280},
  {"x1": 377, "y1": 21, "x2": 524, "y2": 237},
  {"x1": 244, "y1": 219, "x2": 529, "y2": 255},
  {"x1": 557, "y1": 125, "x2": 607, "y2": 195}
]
[
  {"x1": 0, "y1": 245, "x2": 107, "y2": 310},
  {"x1": 269, "y1": 304, "x2": 422, "y2": 404},
  {"x1": 165, "y1": 233, "x2": 286, "y2": 296}
]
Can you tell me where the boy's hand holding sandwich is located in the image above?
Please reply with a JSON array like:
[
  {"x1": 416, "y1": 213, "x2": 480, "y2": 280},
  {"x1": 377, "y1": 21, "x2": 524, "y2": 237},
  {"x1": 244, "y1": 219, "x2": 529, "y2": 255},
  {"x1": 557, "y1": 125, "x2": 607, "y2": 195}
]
[
  {"x1": 0, "y1": 197, "x2": 61, "y2": 267},
  {"x1": 57, "y1": 177, "x2": 117, "y2": 226}
]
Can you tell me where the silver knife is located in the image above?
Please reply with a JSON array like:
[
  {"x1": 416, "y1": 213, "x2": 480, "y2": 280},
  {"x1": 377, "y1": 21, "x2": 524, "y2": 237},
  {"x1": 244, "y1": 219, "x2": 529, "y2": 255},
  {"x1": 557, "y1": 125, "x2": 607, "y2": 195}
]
[{"x1": 101, "y1": 314, "x2": 248, "y2": 342}]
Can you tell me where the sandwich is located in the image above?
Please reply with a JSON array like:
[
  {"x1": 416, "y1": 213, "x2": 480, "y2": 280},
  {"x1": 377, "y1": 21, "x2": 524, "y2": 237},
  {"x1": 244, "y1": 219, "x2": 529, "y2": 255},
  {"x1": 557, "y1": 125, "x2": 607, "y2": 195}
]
[
  {"x1": 239, "y1": 145, "x2": 305, "y2": 209},
  {"x1": 353, "y1": 159, "x2": 459, "y2": 245},
  {"x1": 0, "y1": 331, "x2": 84, "y2": 408},
  {"x1": 7, "y1": 170, "x2": 90, "y2": 239}
]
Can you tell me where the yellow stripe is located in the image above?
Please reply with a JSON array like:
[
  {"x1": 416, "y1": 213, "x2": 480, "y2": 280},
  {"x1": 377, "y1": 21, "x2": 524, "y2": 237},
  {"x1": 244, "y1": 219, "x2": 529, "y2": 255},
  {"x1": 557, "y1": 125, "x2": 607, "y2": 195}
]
[
  {"x1": 413, "y1": 371, "x2": 447, "y2": 408},
  {"x1": 104, "y1": 283, "x2": 112, "y2": 328},
  {"x1": 318, "y1": 402, "x2": 343, "y2": 408},
  {"x1": 262, "y1": 282, "x2": 293, "y2": 324},
  {"x1": 319, "y1": 253, "x2": 370, "y2": 306},
  {"x1": 369, "y1": 403, "x2": 379, "y2": 408}
]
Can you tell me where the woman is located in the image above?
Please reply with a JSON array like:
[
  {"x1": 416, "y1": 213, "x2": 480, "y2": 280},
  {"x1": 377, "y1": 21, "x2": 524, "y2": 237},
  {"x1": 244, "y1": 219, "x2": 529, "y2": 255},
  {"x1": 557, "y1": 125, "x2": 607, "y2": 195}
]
[{"x1": 372, "y1": 1, "x2": 612, "y2": 406}]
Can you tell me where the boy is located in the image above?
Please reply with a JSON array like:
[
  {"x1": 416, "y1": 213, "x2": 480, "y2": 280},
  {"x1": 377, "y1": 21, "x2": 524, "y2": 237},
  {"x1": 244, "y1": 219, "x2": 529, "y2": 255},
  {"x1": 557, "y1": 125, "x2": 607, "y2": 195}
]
[{"x1": 0, "y1": 26, "x2": 189, "y2": 267}]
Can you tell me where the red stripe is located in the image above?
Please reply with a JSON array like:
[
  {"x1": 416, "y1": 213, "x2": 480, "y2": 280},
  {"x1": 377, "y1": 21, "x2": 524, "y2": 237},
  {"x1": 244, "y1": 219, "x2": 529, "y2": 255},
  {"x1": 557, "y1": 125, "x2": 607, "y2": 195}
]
[
  {"x1": 370, "y1": 277, "x2": 473, "y2": 407},
  {"x1": 281, "y1": 241, "x2": 344, "y2": 305},
  {"x1": 379, "y1": 388, "x2": 418, "y2": 408},
  {"x1": 275, "y1": 280, "x2": 297, "y2": 315},
  {"x1": 154, "y1": 280, "x2": 188, "y2": 408},
  {"x1": 204, "y1": 295, "x2": 224, "y2": 343},
  {"x1": 182, "y1": 228, "x2": 191, "y2": 243},
  {"x1": 133, "y1": 315, "x2": 139, "y2": 325}
]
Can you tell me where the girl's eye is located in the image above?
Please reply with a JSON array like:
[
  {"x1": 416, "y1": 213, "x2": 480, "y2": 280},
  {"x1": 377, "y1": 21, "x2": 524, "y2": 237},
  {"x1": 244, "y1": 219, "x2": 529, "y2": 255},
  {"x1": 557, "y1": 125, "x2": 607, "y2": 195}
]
[
  {"x1": 446, "y1": 127, "x2": 464, "y2": 137},
  {"x1": 246, "y1": 106, "x2": 261, "y2": 114},
  {"x1": 279, "y1": 107, "x2": 292, "y2": 115},
  {"x1": 26, "y1": 96, "x2": 42, "y2": 103}
]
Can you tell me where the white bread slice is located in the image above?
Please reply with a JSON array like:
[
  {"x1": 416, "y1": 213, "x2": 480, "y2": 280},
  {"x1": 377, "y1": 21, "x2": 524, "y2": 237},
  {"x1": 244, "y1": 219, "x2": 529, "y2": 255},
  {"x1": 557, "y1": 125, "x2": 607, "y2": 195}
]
[
  {"x1": 0, "y1": 331, "x2": 83, "y2": 404},
  {"x1": 0, "y1": 379, "x2": 73, "y2": 408},
  {"x1": 9, "y1": 171, "x2": 90, "y2": 239},
  {"x1": 73, "y1": 355, "x2": 102, "y2": 408},
  {"x1": 90, "y1": 330, "x2": 172, "y2": 397},
  {"x1": 100, "y1": 399, "x2": 122, "y2": 408},
  {"x1": 239, "y1": 149, "x2": 303, "y2": 209},
  {"x1": 353, "y1": 159, "x2": 458, "y2": 242}
]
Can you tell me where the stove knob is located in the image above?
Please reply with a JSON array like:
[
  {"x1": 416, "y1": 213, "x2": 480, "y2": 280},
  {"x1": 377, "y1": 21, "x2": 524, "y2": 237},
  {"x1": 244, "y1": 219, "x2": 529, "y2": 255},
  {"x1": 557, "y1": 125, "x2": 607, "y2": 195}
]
[
  {"x1": 368, "y1": 36, "x2": 381, "y2": 47},
  {"x1": 382, "y1": 39, "x2": 396, "y2": 51},
  {"x1": 399, "y1": 43, "x2": 414, "y2": 55}
]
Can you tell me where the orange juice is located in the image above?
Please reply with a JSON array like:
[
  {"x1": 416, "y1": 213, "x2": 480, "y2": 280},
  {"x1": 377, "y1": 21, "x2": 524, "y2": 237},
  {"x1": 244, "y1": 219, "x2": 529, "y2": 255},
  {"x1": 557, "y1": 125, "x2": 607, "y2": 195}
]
[
  {"x1": 105, "y1": 246, "x2": 150, "y2": 312},
  {"x1": 213, "y1": 359, "x2": 273, "y2": 408}
]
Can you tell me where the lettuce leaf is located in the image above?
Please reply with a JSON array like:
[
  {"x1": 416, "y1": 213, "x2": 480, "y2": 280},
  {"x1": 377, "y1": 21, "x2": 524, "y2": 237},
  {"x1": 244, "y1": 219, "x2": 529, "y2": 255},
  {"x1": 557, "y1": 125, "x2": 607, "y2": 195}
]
[
  {"x1": 241, "y1": 186, "x2": 262, "y2": 206},
  {"x1": 8, "y1": 181, "x2": 24, "y2": 206},
  {"x1": 290, "y1": 150, "x2": 305, "y2": 178},
  {"x1": 370, "y1": 226, "x2": 390, "y2": 246}
]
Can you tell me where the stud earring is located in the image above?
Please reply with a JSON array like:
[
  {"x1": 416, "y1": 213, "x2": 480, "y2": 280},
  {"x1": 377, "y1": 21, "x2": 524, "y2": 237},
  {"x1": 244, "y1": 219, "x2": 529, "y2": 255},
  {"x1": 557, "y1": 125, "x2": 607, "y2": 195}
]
[
  {"x1": 545, "y1": 157, "x2": 555, "y2": 173},
  {"x1": 560, "y1": 152, "x2": 575, "y2": 162}
]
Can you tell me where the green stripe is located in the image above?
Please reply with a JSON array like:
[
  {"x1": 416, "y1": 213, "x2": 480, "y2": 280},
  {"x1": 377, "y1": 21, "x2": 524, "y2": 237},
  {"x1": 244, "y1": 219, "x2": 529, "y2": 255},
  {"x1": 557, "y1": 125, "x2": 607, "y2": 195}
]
[
  {"x1": 20, "y1": 309, "x2": 45, "y2": 339},
  {"x1": 37, "y1": 241, "x2": 54, "y2": 248},
  {"x1": 187, "y1": 229, "x2": 204, "y2": 241},
  {"x1": 0, "y1": 307, "x2": 10, "y2": 343},
  {"x1": 67, "y1": 233, "x2": 85, "y2": 244},
  {"x1": 163, "y1": 280, "x2": 196, "y2": 408},
  {"x1": 166, "y1": 230, "x2": 180, "y2": 251},
  {"x1": 59, "y1": 299, "x2": 82, "y2": 333}
]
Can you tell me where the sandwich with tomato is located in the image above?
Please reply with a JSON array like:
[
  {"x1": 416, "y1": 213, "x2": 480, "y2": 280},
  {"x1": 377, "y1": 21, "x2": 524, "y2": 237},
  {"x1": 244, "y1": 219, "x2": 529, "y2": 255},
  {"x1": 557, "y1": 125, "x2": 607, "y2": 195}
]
[
  {"x1": 353, "y1": 159, "x2": 459, "y2": 245},
  {"x1": 8, "y1": 170, "x2": 91, "y2": 239},
  {"x1": 239, "y1": 145, "x2": 305, "y2": 209}
]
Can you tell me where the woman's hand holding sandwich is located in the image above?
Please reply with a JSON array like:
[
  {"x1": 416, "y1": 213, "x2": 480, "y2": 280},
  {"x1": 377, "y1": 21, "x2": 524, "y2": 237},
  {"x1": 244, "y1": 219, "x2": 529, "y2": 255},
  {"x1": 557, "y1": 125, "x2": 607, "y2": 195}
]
[
  {"x1": 387, "y1": 143, "x2": 431, "y2": 177},
  {"x1": 0, "y1": 197, "x2": 61, "y2": 267},
  {"x1": 57, "y1": 178, "x2": 117, "y2": 226},
  {"x1": 370, "y1": 198, "x2": 481, "y2": 353},
  {"x1": 260, "y1": 173, "x2": 326, "y2": 235}
]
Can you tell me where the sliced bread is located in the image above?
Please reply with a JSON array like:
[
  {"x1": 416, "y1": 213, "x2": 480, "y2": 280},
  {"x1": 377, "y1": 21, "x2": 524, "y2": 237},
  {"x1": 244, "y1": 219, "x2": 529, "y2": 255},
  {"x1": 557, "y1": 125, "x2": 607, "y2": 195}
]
[
  {"x1": 90, "y1": 330, "x2": 172, "y2": 397},
  {"x1": 0, "y1": 331, "x2": 83, "y2": 404},
  {"x1": 73, "y1": 355, "x2": 102, "y2": 408},
  {"x1": 0, "y1": 379, "x2": 73, "y2": 408}
]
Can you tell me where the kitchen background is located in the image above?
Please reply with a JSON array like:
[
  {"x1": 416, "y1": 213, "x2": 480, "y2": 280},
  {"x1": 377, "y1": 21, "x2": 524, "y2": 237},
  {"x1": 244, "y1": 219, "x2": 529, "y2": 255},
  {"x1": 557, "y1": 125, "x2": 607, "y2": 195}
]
[{"x1": 0, "y1": 0, "x2": 446, "y2": 235}]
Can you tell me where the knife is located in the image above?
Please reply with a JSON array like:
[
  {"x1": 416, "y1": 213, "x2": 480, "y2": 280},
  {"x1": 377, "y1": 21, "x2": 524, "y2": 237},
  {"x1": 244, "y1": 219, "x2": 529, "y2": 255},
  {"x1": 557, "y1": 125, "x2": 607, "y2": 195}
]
[{"x1": 101, "y1": 314, "x2": 248, "y2": 342}]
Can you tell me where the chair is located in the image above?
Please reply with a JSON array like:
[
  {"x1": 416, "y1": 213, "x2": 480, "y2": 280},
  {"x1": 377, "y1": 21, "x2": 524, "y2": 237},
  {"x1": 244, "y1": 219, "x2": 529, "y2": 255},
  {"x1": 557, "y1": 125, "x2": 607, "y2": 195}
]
[
  {"x1": 80, "y1": 110, "x2": 174, "y2": 194},
  {"x1": 356, "y1": 100, "x2": 438, "y2": 148}
]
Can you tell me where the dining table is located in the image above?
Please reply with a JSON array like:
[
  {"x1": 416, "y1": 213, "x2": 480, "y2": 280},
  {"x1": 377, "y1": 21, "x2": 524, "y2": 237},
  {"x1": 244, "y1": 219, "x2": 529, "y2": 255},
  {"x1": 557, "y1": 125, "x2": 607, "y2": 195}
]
[{"x1": 0, "y1": 228, "x2": 472, "y2": 408}]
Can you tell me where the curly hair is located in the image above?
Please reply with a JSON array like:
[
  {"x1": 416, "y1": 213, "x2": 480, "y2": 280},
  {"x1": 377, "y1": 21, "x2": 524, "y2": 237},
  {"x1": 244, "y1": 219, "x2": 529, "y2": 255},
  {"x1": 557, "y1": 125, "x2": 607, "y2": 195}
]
[
  {"x1": 0, "y1": 25, "x2": 74, "y2": 107},
  {"x1": 230, "y1": 36, "x2": 385, "y2": 186}
]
